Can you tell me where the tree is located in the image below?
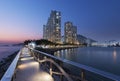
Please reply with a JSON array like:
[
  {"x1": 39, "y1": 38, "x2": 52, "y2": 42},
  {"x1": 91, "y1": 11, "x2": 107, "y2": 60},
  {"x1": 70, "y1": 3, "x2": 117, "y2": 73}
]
[
  {"x1": 24, "y1": 40, "x2": 32, "y2": 45},
  {"x1": 35, "y1": 39, "x2": 55, "y2": 45}
]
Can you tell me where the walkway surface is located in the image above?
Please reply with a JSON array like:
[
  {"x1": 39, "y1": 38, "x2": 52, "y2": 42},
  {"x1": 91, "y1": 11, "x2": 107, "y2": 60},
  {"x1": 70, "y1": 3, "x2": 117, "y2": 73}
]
[{"x1": 14, "y1": 47, "x2": 54, "y2": 81}]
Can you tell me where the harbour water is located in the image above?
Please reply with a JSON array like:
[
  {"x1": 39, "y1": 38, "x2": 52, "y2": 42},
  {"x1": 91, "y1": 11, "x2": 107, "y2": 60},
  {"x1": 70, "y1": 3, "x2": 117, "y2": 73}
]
[
  {"x1": 54, "y1": 47, "x2": 120, "y2": 77},
  {"x1": 0, "y1": 45, "x2": 22, "y2": 61}
]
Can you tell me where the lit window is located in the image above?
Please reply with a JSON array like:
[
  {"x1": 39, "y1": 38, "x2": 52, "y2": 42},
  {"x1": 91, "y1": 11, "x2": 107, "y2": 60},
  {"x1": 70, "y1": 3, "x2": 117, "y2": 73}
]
[
  {"x1": 56, "y1": 16, "x2": 59, "y2": 19},
  {"x1": 56, "y1": 12, "x2": 59, "y2": 15}
]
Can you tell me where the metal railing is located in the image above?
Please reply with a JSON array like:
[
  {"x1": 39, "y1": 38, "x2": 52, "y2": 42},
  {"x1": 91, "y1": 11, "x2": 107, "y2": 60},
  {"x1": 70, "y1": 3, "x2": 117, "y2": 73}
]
[
  {"x1": 29, "y1": 48, "x2": 73, "y2": 81},
  {"x1": 0, "y1": 50, "x2": 21, "y2": 81},
  {"x1": 30, "y1": 48, "x2": 120, "y2": 81}
]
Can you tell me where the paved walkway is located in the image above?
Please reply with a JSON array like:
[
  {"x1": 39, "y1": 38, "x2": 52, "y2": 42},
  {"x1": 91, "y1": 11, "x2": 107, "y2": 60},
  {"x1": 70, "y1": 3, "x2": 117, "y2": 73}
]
[{"x1": 14, "y1": 47, "x2": 54, "y2": 81}]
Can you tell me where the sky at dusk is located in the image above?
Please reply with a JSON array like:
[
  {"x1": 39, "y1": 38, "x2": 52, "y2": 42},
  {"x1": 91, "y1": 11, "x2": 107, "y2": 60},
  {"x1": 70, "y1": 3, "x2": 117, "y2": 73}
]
[{"x1": 0, "y1": 0, "x2": 120, "y2": 43}]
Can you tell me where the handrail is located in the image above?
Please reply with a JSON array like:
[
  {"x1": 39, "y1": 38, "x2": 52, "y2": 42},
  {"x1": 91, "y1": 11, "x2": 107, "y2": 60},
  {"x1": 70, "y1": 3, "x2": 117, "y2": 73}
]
[
  {"x1": 37, "y1": 58, "x2": 73, "y2": 81},
  {"x1": 31, "y1": 48, "x2": 120, "y2": 81},
  {"x1": 0, "y1": 50, "x2": 21, "y2": 81}
]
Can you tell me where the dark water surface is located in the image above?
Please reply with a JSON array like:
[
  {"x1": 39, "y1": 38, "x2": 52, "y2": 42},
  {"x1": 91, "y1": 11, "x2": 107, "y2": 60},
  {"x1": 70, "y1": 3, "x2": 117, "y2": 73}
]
[
  {"x1": 54, "y1": 47, "x2": 120, "y2": 76},
  {"x1": 0, "y1": 46, "x2": 22, "y2": 61}
]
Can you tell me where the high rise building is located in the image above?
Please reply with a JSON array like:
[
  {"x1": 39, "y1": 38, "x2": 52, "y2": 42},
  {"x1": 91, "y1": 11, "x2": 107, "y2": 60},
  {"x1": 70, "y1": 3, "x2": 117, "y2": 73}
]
[
  {"x1": 43, "y1": 10, "x2": 61, "y2": 43},
  {"x1": 43, "y1": 25, "x2": 47, "y2": 39},
  {"x1": 72, "y1": 26, "x2": 77, "y2": 43},
  {"x1": 64, "y1": 21, "x2": 77, "y2": 44}
]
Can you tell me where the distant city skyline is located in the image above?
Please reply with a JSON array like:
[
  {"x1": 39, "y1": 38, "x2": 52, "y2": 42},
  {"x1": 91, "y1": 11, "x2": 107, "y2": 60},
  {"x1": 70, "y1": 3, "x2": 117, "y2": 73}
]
[{"x1": 0, "y1": 0, "x2": 120, "y2": 43}]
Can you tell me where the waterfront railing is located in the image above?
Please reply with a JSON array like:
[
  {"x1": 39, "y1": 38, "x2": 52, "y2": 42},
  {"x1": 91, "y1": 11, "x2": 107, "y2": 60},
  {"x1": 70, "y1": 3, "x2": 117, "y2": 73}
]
[
  {"x1": 0, "y1": 50, "x2": 21, "y2": 81},
  {"x1": 1, "y1": 47, "x2": 120, "y2": 81},
  {"x1": 29, "y1": 48, "x2": 120, "y2": 81}
]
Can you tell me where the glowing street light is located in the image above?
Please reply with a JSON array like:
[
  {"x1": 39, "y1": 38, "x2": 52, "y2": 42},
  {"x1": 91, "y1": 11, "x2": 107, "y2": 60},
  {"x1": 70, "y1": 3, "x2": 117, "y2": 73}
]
[{"x1": 28, "y1": 42, "x2": 36, "y2": 48}]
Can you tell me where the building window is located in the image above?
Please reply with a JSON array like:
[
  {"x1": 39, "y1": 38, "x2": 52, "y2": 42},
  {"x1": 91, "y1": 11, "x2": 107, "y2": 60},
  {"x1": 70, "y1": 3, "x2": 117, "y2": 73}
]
[
  {"x1": 56, "y1": 16, "x2": 59, "y2": 19},
  {"x1": 56, "y1": 12, "x2": 59, "y2": 15}
]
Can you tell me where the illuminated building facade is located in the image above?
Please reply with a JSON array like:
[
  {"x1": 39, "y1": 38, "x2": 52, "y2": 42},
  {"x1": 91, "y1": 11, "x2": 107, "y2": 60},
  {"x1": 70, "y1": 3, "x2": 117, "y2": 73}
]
[
  {"x1": 43, "y1": 10, "x2": 61, "y2": 43},
  {"x1": 64, "y1": 21, "x2": 77, "y2": 44}
]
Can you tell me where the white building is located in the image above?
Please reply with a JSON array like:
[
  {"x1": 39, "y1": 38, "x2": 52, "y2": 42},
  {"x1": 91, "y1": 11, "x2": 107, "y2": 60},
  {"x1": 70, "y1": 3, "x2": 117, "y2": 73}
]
[{"x1": 43, "y1": 10, "x2": 61, "y2": 43}]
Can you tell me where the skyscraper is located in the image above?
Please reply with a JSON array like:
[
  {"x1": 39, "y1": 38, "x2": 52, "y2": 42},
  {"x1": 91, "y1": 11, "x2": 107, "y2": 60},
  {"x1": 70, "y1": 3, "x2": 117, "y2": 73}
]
[
  {"x1": 43, "y1": 25, "x2": 47, "y2": 39},
  {"x1": 43, "y1": 10, "x2": 61, "y2": 43},
  {"x1": 64, "y1": 21, "x2": 77, "y2": 44}
]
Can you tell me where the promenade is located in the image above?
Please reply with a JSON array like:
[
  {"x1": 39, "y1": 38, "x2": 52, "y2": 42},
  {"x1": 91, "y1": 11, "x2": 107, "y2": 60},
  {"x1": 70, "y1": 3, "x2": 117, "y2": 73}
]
[
  {"x1": 14, "y1": 47, "x2": 54, "y2": 81},
  {"x1": 1, "y1": 47, "x2": 120, "y2": 81}
]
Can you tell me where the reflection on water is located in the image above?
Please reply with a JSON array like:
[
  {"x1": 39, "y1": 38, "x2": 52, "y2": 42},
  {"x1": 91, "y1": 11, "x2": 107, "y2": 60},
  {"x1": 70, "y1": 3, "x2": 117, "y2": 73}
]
[
  {"x1": 113, "y1": 48, "x2": 117, "y2": 63},
  {"x1": 54, "y1": 47, "x2": 120, "y2": 76},
  {"x1": 54, "y1": 48, "x2": 77, "y2": 60}
]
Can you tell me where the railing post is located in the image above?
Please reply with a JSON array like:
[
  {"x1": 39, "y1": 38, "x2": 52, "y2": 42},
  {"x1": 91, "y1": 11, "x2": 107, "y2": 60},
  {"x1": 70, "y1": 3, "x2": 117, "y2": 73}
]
[
  {"x1": 33, "y1": 52, "x2": 36, "y2": 61},
  {"x1": 81, "y1": 69, "x2": 85, "y2": 81},
  {"x1": 40, "y1": 53, "x2": 42, "y2": 60},
  {"x1": 31, "y1": 51, "x2": 34, "y2": 57},
  {"x1": 37, "y1": 53, "x2": 39, "y2": 60},
  {"x1": 50, "y1": 62, "x2": 52, "y2": 76},
  {"x1": 29, "y1": 49, "x2": 31, "y2": 56},
  {"x1": 60, "y1": 62, "x2": 63, "y2": 81},
  {"x1": 60, "y1": 75, "x2": 63, "y2": 81},
  {"x1": 44, "y1": 56, "x2": 47, "y2": 66},
  {"x1": 38, "y1": 62, "x2": 41, "y2": 71}
]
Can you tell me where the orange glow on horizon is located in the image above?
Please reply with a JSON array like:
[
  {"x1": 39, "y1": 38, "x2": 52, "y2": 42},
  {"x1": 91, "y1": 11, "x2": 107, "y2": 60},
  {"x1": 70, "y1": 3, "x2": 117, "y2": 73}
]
[
  {"x1": 0, "y1": 33, "x2": 42, "y2": 43},
  {"x1": 0, "y1": 38, "x2": 42, "y2": 43}
]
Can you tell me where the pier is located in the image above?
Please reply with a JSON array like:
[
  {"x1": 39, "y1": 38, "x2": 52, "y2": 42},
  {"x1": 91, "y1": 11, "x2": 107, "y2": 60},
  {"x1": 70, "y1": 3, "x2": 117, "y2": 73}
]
[{"x1": 1, "y1": 46, "x2": 120, "y2": 81}]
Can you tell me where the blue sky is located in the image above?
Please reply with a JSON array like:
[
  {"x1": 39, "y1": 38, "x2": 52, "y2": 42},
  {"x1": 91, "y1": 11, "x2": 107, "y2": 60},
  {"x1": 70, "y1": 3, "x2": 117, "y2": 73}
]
[{"x1": 0, "y1": 0, "x2": 120, "y2": 43}]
